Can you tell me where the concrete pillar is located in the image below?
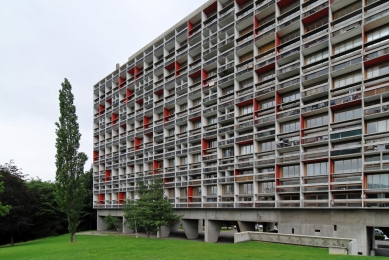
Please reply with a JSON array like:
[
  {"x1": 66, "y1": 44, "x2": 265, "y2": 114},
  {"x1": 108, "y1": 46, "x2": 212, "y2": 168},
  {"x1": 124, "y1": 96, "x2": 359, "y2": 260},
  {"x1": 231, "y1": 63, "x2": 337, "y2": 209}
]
[
  {"x1": 264, "y1": 222, "x2": 275, "y2": 232},
  {"x1": 205, "y1": 219, "x2": 222, "y2": 243},
  {"x1": 237, "y1": 221, "x2": 256, "y2": 232},
  {"x1": 157, "y1": 225, "x2": 172, "y2": 238},
  {"x1": 198, "y1": 219, "x2": 204, "y2": 233},
  {"x1": 97, "y1": 216, "x2": 107, "y2": 231},
  {"x1": 182, "y1": 219, "x2": 199, "y2": 239},
  {"x1": 122, "y1": 217, "x2": 134, "y2": 234}
]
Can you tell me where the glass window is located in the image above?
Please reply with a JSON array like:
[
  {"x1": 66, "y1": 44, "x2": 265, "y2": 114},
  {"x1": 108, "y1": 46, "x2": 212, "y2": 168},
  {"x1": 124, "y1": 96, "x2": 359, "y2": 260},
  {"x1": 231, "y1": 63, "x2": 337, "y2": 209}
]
[{"x1": 240, "y1": 144, "x2": 254, "y2": 155}]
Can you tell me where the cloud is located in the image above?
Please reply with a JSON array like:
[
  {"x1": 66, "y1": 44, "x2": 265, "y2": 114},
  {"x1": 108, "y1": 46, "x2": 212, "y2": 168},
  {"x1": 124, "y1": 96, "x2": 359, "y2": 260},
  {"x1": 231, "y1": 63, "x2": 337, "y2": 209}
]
[{"x1": 0, "y1": 0, "x2": 207, "y2": 181}]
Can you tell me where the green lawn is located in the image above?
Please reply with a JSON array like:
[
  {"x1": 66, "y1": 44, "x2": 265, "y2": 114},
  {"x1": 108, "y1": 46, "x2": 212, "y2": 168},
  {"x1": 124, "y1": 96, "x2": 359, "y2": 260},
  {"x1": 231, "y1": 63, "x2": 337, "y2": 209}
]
[{"x1": 0, "y1": 234, "x2": 383, "y2": 260}]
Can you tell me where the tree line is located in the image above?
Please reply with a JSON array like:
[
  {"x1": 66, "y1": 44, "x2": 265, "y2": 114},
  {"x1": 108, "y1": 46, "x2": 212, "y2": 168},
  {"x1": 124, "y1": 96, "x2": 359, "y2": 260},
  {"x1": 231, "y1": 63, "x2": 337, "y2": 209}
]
[{"x1": 0, "y1": 161, "x2": 96, "y2": 246}]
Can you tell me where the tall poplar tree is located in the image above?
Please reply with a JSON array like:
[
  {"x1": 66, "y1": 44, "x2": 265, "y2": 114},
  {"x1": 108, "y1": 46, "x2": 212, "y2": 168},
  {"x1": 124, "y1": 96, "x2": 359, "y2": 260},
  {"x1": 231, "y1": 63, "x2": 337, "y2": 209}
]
[{"x1": 55, "y1": 78, "x2": 88, "y2": 243}]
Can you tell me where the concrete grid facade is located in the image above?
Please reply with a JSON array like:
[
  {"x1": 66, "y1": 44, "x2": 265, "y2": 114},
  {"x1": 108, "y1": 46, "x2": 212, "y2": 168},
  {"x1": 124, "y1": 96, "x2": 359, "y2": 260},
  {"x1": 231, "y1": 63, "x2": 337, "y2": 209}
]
[{"x1": 93, "y1": 0, "x2": 389, "y2": 255}]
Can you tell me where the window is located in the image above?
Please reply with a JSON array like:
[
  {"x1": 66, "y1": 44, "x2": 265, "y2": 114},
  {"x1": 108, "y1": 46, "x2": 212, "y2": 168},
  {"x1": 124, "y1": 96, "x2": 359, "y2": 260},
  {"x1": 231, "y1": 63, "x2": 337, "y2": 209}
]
[
  {"x1": 334, "y1": 107, "x2": 362, "y2": 122},
  {"x1": 180, "y1": 188, "x2": 187, "y2": 197},
  {"x1": 224, "y1": 184, "x2": 234, "y2": 194},
  {"x1": 181, "y1": 156, "x2": 188, "y2": 165},
  {"x1": 258, "y1": 167, "x2": 275, "y2": 173},
  {"x1": 223, "y1": 148, "x2": 234, "y2": 157},
  {"x1": 223, "y1": 85, "x2": 234, "y2": 95},
  {"x1": 259, "y1": 98, "x2": 275, "y2": 109},
  {"x1": 208, "y1": 116, "x2": 217, "y2": 124},
  {"x1": 305, "y1": 17, "x2": 328, "y2": 33},
  {"x1": 207, "y1": 186, "x2": 217, "y2": 195},
  {"x1": 280, "y1": 30, "x2": 299, "y2": 44},
  {"x1": 193, "y1": 120, "x2": 202, "y2": 128},
  {"x1": 240, "y1": 105, "x2": 253, "y2": 115},
  {"x1": 180, "y1": 125, "x2": 187, "y2": 133},
  {"x1": 333, "y1": 141, "x2": 360, "y2": 149},
  {"x1": 281, "y1": 90, "x2": 300, "y2": 103},
  {"x1": 306, "y1": 162, "x2": 328, "y2": 176},
  {"x1": 193, "y1": 98, "x2": 201, "y2": 106},
  {"x1": 333, "y1": 36, "x2": 362, "y2": 54},
  {"x1": 239, "y1": 25, "x2": 252, "y2": 37},
  {"x1": 240, "y1": 183, "x2": 253, "y2": 194},
  {"x1": 366, "y1": 118, "x2": 389, "y2": 134},
  {"x1": 366, "y1": 25, "x2": 389, "y2": 42},
  {"x1": 334, "y1": 158, "x2": 362, "y2": 173},
  {"x1": 168, "y1": 159, "x2": 175, "y2": 167},
  {"x1": 282, "y1": 165, "x2": 300, "y2": 178},
  {"x1": 240, "y1": 144, "x2": 253, "y2": 155},
  {"x1": 193, "y1": 154, "x2": 201, "y2": 163},
  {"x1": 157, "y1": 113, "x2": 163, "y2": 119},
  {"x1": 258, "y1": 41, "x2": 275, "y2": 54},
  {"x1": 333, "y1": 1, "x2": 362, "y2": 20},
  {"x1": 306, "y1": 113, "x2": 328, "y2": 128},
  {"x1": 168, "y1": 128, "x2": 175, "y2": 136},
  {"x1": 259, "y1": 70, "x2": 275, "y2": 81},
  {"x1": 305, "y1": 49, "x2": 328, "y2": 65},
  {"x1": 260, "y1": 140, "x2": 275, "y2": 152},
  {"x1": 180, "y1": 104, "x2": 187, "y2": 111},
  {"x1": 239, "y1": 51, "x2": 253, "y2": 62},
  {"x1": 240, "y1": 78, "x2": 253, "y2": 89},
  {"x1": 260, "y1": 182, "x2": 275, "y2": 193},
  {"x1": 367, "y1": 174, "x2": 389, "y2": 189},
  {"x1": 208, "y1": 139, "x2": 217, "y2": 148},
  {"x1": 366, "y1": 62, "x2": 389, "y2": 79},
  {"x1": 281, "y1": 120, "x2": 300, "y2": 133},
  {"x1": 333, "y1": 71, "x2": 362, "y2": 88}
]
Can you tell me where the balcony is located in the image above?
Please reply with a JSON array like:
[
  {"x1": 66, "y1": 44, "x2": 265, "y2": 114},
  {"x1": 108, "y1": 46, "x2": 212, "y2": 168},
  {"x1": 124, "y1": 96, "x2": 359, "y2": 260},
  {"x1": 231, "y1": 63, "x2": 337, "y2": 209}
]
[
  {"x1": 330, "y1": 147, "x2": 361, "y2": 157},
  {"x1": 301, "y1": 101, "x2": 328, "y2": 114},
  {"x1": 330, "y1": 93, "x2": 361, "y2": 106},
  {"x1": 301, "y1": 134, "x2": 328, "y2": 145},
  {"x1": 301, "y1": 83, "x2": 328, "y2": 98},
  {"x1": 276, "y1": 154, "x2": 300, "y2": 163},
  {"x1": 302, "y1": 2, "x2": 328, "y2": 19},
  {"x1": 301, "y1": 150, "x2": 328, "y2": 161}
]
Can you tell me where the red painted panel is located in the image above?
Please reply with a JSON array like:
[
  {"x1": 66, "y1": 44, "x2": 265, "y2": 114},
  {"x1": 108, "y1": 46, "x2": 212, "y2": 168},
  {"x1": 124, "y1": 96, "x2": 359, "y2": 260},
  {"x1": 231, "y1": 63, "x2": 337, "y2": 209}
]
[
  {"x1": 202, "y1": 139, "x2": 208, "y2": 156},
  {"x1": 235, "y1": 98, "x2": 253, "y2": 107},
  {"x1": 277, "y1": 0, "x2": 295, "y2": 8},
  {"x1": 202, "y1": 69, "x2": 208, "y2": 81},
  {"x1": 253, "y1": 99, "x2": 259, "y2": 112},
  {"x1": 188, "y1": 186, "x2": 193, "y2": 197},
  {"x1": 236, "y1": 0, "x2": 249, "y2": 6},
  {"x1": 275, "y1": 34, "x2": 280, "y2": 47},
  {"x1": 254, "y1": 17, "x2": 259, "y2": 30},
  {"x1": 105, "y1": 170, "x2": 111, "y2": 181},
  {"x1": 236, "y1": 140, "x2": 253, "y2": 145},
  {"x1": 189, "y1": 70, "x2": 201, "y2": 79},
  {"x1": 364, "y1": 55, "x2": 389, "y2": 68},
  {"x1": 136, "y1": 98, "x2": 143, "y2": 104},
  {"x1": 93, "y1": 151, "x2": 99, "y2": 162},
  {"x1": 203, "y1": 2, "x2": 217, "y2": 15},
  {"x1": 134, "y1": 137, "x2": 140, "y2": 151},
  {"x1": 255, "y1": 63, "x2": 275, "y2": 74},
  {"x1": 175, "y1": 62, "x2": 181, "y2": 76},
  {"x1": 189, "y1": 116, "x2": 201, "y2": 122},
  {"x1": 165, "y1": 62, "x2": 175, "y2": 70},
  {"x1": 330, "y1": 99, "x2": 361, "y2": 111},
  {"x1": 301, "y1": 8, "x2": 328, "y2": 25},
  {"x1": 154, "y1": 88, "x2": 164, "y2": 95}
]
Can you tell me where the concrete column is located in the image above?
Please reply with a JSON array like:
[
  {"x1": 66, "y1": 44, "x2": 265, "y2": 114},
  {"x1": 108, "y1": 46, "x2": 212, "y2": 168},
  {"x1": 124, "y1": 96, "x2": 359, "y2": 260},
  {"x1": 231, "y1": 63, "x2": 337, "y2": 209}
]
[
  {"x1": 97, "y1": 216, "x2": 107, "y2": 231},
  {"x1": 237, "y1": 221, "x2": 256, "y2": 232},
  {"x1": 263, "y1": 222, "x2": 275, "y2": 232},
  {"x1": 198, "y1": 219, "x2": 204, "y2": 233},
  {"x1": 157, "y1": 226, "x2": 172, "y2": 238},
  {"x1": 122, "y1": 217, "x2": 134, "y2": 234},
  {"x1": 205, "y1": 219, "x2": 222, "y2": 243},
  {"x1": 182, "y1": 219, "x2": 199, "y2": 239}
]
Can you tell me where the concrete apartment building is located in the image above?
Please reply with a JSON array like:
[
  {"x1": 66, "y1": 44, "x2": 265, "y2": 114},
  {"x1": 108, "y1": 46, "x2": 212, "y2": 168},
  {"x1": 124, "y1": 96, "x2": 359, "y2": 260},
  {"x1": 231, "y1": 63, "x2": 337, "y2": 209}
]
[{"x1": 93, "y1": 0, "x2": 389, "y2": 255}]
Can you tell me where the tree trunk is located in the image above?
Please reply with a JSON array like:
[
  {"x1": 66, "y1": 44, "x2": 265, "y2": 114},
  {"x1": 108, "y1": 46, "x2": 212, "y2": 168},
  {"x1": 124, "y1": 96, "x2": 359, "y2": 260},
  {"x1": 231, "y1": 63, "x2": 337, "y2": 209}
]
[
  {"x1": 71, "y1": 233, "x2": 76, "y2": 243},
  {"x1": 146, "y1": 228, "x2": 150, "y2": 238},
  {"x1": 10, "y1": 232, "x2": 14, "y2": 246}
]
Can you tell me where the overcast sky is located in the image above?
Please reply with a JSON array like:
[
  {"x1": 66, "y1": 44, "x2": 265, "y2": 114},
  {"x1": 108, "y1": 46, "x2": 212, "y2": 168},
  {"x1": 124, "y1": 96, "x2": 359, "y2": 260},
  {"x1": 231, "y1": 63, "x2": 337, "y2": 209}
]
[{"x1": 0, "y1": 0, "x2": 207, "y2": 181}]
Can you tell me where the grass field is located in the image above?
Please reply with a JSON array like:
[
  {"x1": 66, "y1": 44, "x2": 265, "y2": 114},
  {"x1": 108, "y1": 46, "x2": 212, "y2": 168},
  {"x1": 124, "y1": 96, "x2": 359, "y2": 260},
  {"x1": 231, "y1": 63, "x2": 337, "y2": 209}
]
[{"x1": 0, "y1": 234, "x2": 383, "y2": 260}]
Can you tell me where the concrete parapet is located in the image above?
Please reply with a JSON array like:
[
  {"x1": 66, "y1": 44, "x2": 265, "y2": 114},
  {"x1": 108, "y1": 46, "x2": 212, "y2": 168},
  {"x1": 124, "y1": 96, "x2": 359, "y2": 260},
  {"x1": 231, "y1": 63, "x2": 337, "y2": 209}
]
[
  {"x1": 234, "y1": 232, "x2": 357, "y2": 255},
  {"x1": 237, "y1": 221, "x2": 255, "y2": 232}
]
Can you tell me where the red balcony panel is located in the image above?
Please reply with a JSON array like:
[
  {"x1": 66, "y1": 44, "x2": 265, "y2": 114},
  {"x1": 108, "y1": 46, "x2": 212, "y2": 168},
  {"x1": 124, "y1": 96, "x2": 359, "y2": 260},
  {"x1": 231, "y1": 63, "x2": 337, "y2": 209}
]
[
  {"x1": 364, "y1": 54, "x2": 389, "y2": 68},
  {"x1": 175, "y1": 62, "x2": 181, "y2": 76},
  {"x1": 236, "y1": 139, "x2": 253, "y2": 145},
  {"x1": 189, "y1": 70, "x2": 201, "y2": 78},
  {"x1": 330, "y1": 99, "x2": 361, "y2": 111},
  {"x1": 236, "y1": 0, "x2": 249, "y2": 6},
  {"x1": 105, "y1": 170, "x2": 111, "y2": 181},
  {"x1": 93, "y1": 151, "x2": 99, "y2": 162},
  {"x1": 301, "y1": 7, "x2": 328, "y2": 25},
  {"x1": 136, "y1": 98, "x2": 143, "y2": 104},
  {"x1": 277, "y1": 0, "x2": 295, "y2": 8},
  {"x1": 189, "y1": 116, "x2": 201, "y2": 122},
  {"x1": 154, "y1": 88, "x2": 163, "y2": 95},
  {"x1": 235, "y1": 98, "x2": 254, "y2": 107},
  {"x1": 134, "y1": 137, "x2": 141, "y2": 151},
  {"x1": 165, "y1": 62, "x2": 175, "y2": 70},
  {"x1": 255, "y1": 62, "x2": 275, "y2": 74},
  {"x1": 203, "y1": 2, "x2": 217, "y2": 15}
]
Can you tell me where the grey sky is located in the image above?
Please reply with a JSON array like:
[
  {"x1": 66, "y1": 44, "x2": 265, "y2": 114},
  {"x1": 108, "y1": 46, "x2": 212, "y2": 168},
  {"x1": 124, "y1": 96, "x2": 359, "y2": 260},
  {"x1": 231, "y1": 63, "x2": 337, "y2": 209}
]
[{"x1": 0, "y1": 0, "x2": 206, "y2": 181}]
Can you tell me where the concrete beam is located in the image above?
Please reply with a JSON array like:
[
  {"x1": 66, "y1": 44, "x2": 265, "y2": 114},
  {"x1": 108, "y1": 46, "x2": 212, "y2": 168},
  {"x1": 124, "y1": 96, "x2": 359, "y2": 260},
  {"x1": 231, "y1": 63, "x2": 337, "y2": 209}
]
[
  {"x1": 122, "y1": 217, "x2": 134, "y2": 234},
  {"x1": 263, "y1": 222, "x2": 275, "y2": 232},
  {"x1": 158, "y1": 226, "x2": 172, "y2": 238},
  {"x1": 237, "y1": 221, "x2": 256, "y2": 232},
  {"x1": 182, "y1": 219, "x2": 199, "y2": 240},
  {"x1": 205, "y1": 219, "x2": 222, "y2": 243}
]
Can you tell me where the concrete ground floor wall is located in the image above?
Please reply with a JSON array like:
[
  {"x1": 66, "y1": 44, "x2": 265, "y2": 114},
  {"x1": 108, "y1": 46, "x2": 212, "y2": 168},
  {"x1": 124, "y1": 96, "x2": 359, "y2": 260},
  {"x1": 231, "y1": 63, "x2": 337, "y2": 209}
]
[{"x1": 96, "y1": 208, "x2": 389, "y2": 256}]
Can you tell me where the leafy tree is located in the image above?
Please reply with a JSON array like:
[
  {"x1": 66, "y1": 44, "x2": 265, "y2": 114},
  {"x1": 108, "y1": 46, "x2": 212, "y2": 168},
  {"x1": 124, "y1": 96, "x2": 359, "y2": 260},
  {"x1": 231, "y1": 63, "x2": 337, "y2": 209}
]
[
  {"x1": 55, "y1": 78, "x2": 88, "y2": 243},
  {"x1": 0, "y1": 161, "x2": 36, "y2": 246},
  {"x1": 124, "y1": 178, "x2": 181, "y2": 238},
  {"x1": 78, "y1": 167, "x2": 97, "y2": 232},
  {"x1": 0, "y1": 174, "x2": 11, "y2": 217},
  {"x1": 26, "y1": 179, "x2": 68, "y2": 240},
  {"x1": 104, "y1": 214, "x2": 120, "y2": 231}
]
